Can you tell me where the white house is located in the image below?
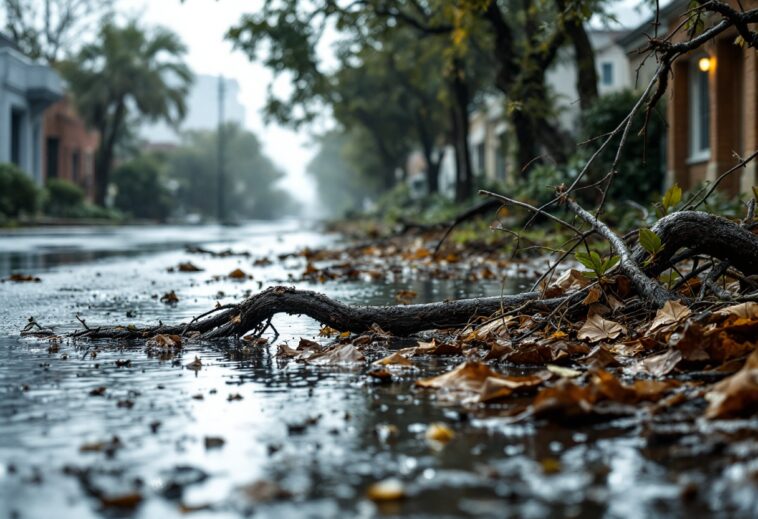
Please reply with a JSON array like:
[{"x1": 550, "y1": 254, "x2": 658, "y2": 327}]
[{"x1": 0, "y1": 34, "x2": 63, "y2": 183}]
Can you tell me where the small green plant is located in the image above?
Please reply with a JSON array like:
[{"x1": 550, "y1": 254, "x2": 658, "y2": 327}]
[
  {"x1": 44, "y1": 178, "x2": 86, "y2": 217},
  {"x1": 655, "y1": 183, "x2": 682, "y2": 218},
  {"x1": 0, "y1": 163, "x2": 39, "y2": 219},
  {"x1": 638, "y1": 228, "x2": 663, "y2": 262},
  {"x1": 575, "y1": 250, "x2": 620, "y2": 279}
]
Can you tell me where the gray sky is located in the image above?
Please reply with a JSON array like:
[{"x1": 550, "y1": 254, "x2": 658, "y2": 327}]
[
  {"x1": 119, "y1": 0, "x2": 650, "y2": 210},
  {"x1": 121, "y1": 0, "x2": 320, "y2": 210}
]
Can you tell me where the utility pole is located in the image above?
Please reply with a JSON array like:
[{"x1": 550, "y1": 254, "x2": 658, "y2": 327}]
[{"x1": 217, "y1": 75, "x2": 226, "y2": 223}]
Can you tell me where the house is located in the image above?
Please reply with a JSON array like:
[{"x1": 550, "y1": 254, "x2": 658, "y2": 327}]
[
  {"x1": 42, "y1": 97, "x2": 99, "y2": 198},
  {"x1": 0, "y1": 33, "x2": 63, "y2": 183},
  {"x1": 623, "y1": 0, "x2": 758, "y2": 195}
]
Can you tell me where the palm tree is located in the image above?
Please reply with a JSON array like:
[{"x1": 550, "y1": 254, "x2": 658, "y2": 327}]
[{"x1": 59, "y1": 21, "x2": 193, "y2": 205}]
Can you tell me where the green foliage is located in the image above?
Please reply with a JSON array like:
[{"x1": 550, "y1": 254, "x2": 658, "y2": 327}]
[
  {"x1": 575, "y1": 250, "x2": 620, "y2": 279},
  {"x1": 638, "y1": 228, "x2": 663, "y2": 256},
  {"x1": 0, "y1": 163, "x2": 38, "y2": 219},
  {"x1": 59, "y1": 20, "x2": 192, "y2": 203},
  {"x1": 112, "y1": 155, "x2": 173, "y2": 221},
  {"x1": 655, "y1": 183, "x2": 682, "y2": 217},
  {"x1": 166, "y1": 123, "x2": 294, "y2": 221},
  {"x1": 579, "y1": 90, "x2": 666, "y2": 203},
  {"x1": 43, "y1": 179, "x2": 85, "y2": 217}
]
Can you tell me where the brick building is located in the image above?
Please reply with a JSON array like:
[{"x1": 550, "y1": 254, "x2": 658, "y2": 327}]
[
  {"x1": 42, "y1": 97, "x2": 99, "y2": 200},
  {"x1": 659, "y1": 0, "x2": 756, "y2": 195}
]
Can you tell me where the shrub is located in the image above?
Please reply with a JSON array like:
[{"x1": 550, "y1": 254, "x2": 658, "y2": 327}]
[
  {"x1": 579, "y1": 90, "x2": 666, "y2": 203},
  {"x1": 112, "y1": 155, "x2": 173, "y2": 221},
  {"x1": 0, "y1": 163, "x2": 39, "y2": 219},
  {"x1": 44, "y1": 178, "x2": 86, "y2": 217}
]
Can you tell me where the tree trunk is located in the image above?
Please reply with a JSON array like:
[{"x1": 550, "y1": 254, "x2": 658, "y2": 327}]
[
  {"x1": 567, "y1": 19, "x2": 598, "y2": 111},
  {"x1": 93, "y1": 99, "x2": 126, "y2": 206},
  {"x1": 450, "y1": 63, "x2": 473, "y2": 202}
]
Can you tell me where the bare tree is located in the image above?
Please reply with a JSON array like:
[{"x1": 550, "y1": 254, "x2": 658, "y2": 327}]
[{"x1": 1, "y1": 0, "x2": 115, "y2": 63}]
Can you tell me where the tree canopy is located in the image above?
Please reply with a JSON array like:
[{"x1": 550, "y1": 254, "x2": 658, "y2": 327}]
[{"x1": 59, "y1": 20, "x2": 193, "y2": 205}]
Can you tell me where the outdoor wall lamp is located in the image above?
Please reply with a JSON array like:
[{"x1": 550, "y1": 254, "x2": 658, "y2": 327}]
[{"x1": 698, "y1": 55, "x2": 713, "y2": 72}]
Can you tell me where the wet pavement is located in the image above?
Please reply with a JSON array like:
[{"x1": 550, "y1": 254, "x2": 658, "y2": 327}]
[{"x1": 0, "y1": 222, "x2": 756, "y2": 518}]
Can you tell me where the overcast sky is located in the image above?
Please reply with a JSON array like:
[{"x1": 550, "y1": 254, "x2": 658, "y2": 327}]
[
  {"x1": 121, "y1": 0, "x2": 321, "y2": 210},
  {"x1": 119, "y1": 0, "x2": 650, "y2": 210}
]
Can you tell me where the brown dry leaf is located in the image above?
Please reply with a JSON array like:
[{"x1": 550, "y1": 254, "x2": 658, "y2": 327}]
[
  {"x1": 425, "y1": 423, "x2": 455, "y2": 444},
  {"x1": 373, "y1": 352, "x2": 413, "y2": 367},
  {"x1": 99, "y1": 493, "x2": 143, "y2": 509},
  {"x1": 582, "y1": 286, "x2": 602, "y2": 306},
  {"x1": 581, "y1": 345, "x2": 620, "y2": 369},
  {"x1": 147, "y1": 334, "x2": 182, "y2": 349},
  {"x1": 714, "y1": 302, "x2": 758, "y2": 320},
  {"x1": 550, "y1": 269, "x2": 591, "y2": 293},
  {"x1": 531, "y1": 379, "x2": 595, "y2": 419},
  {"x1": 416, "y1": 361, "x2": 498, "y2": 393},
  {"x1": 705, "y1": 349, "x2": 758, "y2": 419},
  {"x1": 648, "y1": 300, "x2": 691, "y2": 334},
  {"x1": 308, "y1": 343, "x2": 365, "y2": 365},
  {"x1": 228, "y1": 268, "x2": 247, "y2": 279},
  {"x1": 319, "y1": 325, "x2": 341, "y2": 337},
  {"x1": 8, "y1": 273, "x2": 41, "y2": 282},
  {"x1": 464, "y1": 317, "x2": 514, "y2": 341},
  {"x1": 366, "y1": 478, "x2": 405, "y2": 502},
  {"x1": 483, "y1": 341, "x2": 514, "y2": 360},
  {"x1": 414, "y1": 339, "x2": 462, "y2": 356},
  {"x1": 276, "y1": 343, "x2": 300, "y2": 358},
  {"x1": 479, "y1": 372, "x2": 550, "y2": 402},
  {"x1": 395, "y1": 290, "x2": 417, "y2": 305},
  {"x1": 160, "y1": 290, "x2": 179, "y2": 304},
  {"x1": 177, "y1": 262, "x2": 203, "y2": 272},
  {"x1": 577, "y1": 315, "x2": 625, "y2": 343},
  {"x1": 634, "y1": 349, "x2": 683, "y2": 377},
  {"x1": 239, "y1": 480, "x2": 292, "y2": 503},
  {"x1": 608, "y1": 339, "x2": 648, "y2": 357},
  {"x1": 185, "y1": 356, "x2": 203, "y2": 370}
]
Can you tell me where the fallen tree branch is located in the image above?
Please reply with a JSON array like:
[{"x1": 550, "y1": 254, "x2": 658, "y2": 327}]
[
  {"x1": 70, "y1": 286, "x2": 572, "y2": 340},
  {"x1": 634, "y1": 211, "x2": 758, "y2": 278},
  {"x1": 565, "y1": 197, "x2": 674, "y2": 306}
]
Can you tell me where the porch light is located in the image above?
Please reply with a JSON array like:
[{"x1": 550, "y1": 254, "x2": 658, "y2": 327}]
[{"x1": 698, "y1": 56, "x2": 713, "y2": 72}]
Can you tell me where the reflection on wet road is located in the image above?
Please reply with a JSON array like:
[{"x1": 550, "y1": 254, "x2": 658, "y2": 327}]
[{"x1": 0, "y1": 222, "x2": 756, "y2": 518}]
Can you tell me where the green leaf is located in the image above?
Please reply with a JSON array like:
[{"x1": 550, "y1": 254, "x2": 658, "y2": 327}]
[
  {"x1": 602, "y1": 255, "x2": 620, "y2": 273},
  {"x1": 662, "y1": 184, "x2": 682, "y2": 213},
  {"x1": 752, "y1": 186, "x2": 758, "y2": 201},
  {"x1": 575, "y1": 252, "x2": 595, "y2": 271},
  {"x1": 639, "y1": 228, "x2": 663, "y2": 256}
]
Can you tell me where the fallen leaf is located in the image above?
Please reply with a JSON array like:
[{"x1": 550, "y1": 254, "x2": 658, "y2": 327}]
[
  {"x1": 648, "y1": 300, "x2": 691, "y2": 334},
  {"x1": 582, "y1": 286, "x2": 602, "y2": 305},
  {"x1": 395, "y1": 290, "x2": 417, "y2": 305},
  {"x1": 186, "y1": 356, "x2": 203, "y2": 370},
  {"x1": 228, "y1": 268, "x2": 247, "y2": 279},
  {"x1": 177, "y1": 262, "x2": 203, "y2": 272},
  {"x1": 366, "y1": 478, "x2": 405, "y2": 502},
  {"x1": 308, "y1": 343, "x2": 365, "y2": 365},
  {"x1": 414, "y1": 339, "x2": 462, "y2": 356},
  {"x1": 8, "y1": 273, "x2": 41, "y2": 282},
  {"x1": 714, "y1": 302, "x2": 758, "y2": 320},
  {"x1": 147, "y1": 334, "x2": 182, "y2": 349},
  {"x1": 239, "y1": 480, "x2": 291, "y2": 503},
  {"x1": 425, "y1": 423, "x2": 455, "y2": 444},
  {"x1": 161, "y1": 290, "x2": 179, "y2": 304},
  {"x1": 705, "y1": 349, "x2": 758, "y2": 419},
  {"x1": 99, "y1": 493, "x2": 142, "y2": 509},
  {"x1": 373, "y1": 352, "x2": 413, "y2": 367},
  {"x1": 204, "y1": 436, "x2": 225, "y2": 449},
  {"x1": 577, "y1": 314, "x2": 625, "y2": 343},
  {"x1": 546, "y1": 365, "x2": 582, "y2": 378}
]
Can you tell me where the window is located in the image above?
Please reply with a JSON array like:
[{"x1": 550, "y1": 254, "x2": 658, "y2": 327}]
[
  {"x1": 46, "y1": 138, "x2": 60, "y2": 179},
  {"x1": 689, "y1": 56, "x2": 711, "y2": 161},
  {"x1": 601, "y1": 62, "x2": 614, "y2": 86},
  {"x1": 11, "y1": 108, "x2": 23, "y2": 166}
]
